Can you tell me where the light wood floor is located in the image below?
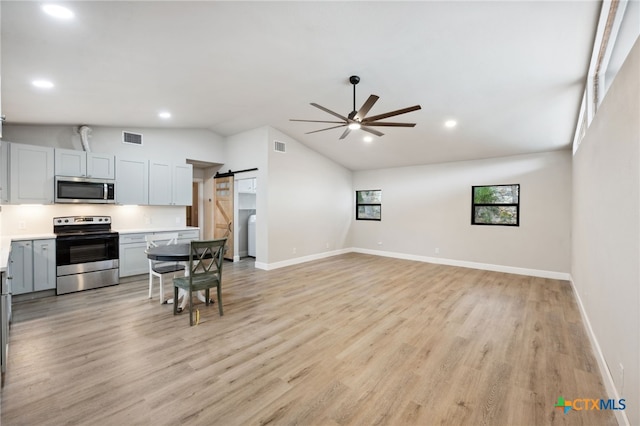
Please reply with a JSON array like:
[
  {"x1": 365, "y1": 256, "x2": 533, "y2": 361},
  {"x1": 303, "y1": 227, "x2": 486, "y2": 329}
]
[{"x1": 1, "y1": 253, "x2": 616, "y2": 426}]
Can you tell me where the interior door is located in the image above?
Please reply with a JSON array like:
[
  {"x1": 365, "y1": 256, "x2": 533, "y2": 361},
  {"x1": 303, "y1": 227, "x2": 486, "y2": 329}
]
[{"x1": 214, "y1": 176, "x2": 234, "y2": 260}]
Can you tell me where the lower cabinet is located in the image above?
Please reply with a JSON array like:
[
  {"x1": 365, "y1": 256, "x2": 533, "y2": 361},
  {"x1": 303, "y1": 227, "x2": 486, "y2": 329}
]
[
  {"x1": 119, "y1": 229, "x2": 200, "y2": 277},
  {"x1": 118, "y1": 233, "x2": 148, "y2": 277},
  {"x1": 11, "y1": 239, "x2": 56, "y2": 295}
]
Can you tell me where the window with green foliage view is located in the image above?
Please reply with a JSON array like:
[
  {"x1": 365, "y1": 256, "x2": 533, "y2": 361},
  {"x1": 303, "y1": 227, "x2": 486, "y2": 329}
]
[{"x1": 472, "y1": 184, "x2": 520, "y2": 226}]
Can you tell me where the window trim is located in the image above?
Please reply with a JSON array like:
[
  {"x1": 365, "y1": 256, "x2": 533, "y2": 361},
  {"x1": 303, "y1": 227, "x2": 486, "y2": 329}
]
[{"x1": 471, "y1": 184, "x2": 520, "y2": 227}]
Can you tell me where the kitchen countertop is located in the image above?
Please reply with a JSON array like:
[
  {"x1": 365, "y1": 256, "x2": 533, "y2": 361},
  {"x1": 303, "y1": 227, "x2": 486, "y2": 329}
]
[
  {"x1": 115, "y1": 227, "x2": 199, "y2": 235},
  {"x1": 1, "y1": 234, "x2": 57, "y2": 272}
]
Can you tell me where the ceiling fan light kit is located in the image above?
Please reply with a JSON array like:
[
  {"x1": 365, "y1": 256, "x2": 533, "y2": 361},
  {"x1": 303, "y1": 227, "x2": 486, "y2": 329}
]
[{"x1": 291, "y1": 75, "x2": 421, "y2": 140}]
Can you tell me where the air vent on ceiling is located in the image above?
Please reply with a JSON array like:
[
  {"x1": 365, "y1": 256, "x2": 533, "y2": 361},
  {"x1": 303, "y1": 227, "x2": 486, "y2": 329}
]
[
  {"x1": 274, "y1": 140, "x2": 286, "y2": 153},
  {"x1": 122, "y1": 131, "x2": 143, "y2": 146}
]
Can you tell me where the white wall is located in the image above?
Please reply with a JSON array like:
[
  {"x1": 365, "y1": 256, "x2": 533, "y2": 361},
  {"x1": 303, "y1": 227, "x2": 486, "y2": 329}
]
[
  {"x1": 572, "y1": 38, "x2": 639, "y2": 426},
  {"x1": 352, "y1": 150, "x2": 572, "y2": 276},
  {"x1": 1, "y1": 124, "x2": 225, "y2": 164},
  {"x1": 267, "y1": 127, "x2": 352, "y2": 265},
  {"x1": 0, "y1": 124, "x2": 226, "y2": 236},
  {"x1": 224, "y1": 127, "x2": 268, "y2": 264}
]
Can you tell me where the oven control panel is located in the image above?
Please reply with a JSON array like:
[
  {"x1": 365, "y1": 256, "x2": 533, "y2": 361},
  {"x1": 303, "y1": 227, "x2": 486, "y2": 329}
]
[{"x1": 54, "y1": 216, "x2": 112, "y2": 226}]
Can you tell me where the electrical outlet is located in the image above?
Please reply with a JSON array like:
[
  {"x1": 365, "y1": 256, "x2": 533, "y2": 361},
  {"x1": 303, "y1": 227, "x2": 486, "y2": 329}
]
[
  {"x1": 435, "y1": 247, "x2": 440, "y2": 254},
  {"x1": 377, "y1": 241, "x2": 382, "y2": 245},
  {"x1": 144, "y1": 216, "x2": 151, "y2": 225},
  {"x1": 175, "y1": 216, "x2": 180, "y2": 224},
  {"x1": 18, "y1": 221, "x2": 26, "y2": 230},
  {"x1": 292, "y1": 247, "x2": 297, "y2": 254},
  {"x1": 325, "y1": 242, "x2": 329, "y2": 249}
]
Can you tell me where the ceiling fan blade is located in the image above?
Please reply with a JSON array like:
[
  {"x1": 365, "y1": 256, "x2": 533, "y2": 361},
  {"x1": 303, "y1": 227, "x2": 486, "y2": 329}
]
[
  {"x1": 364, "y1": 122, "x2": 417, "y2": 127},
  {"x1": 362, "y1": 105, "x2": 422, "y2": 123},
  {"x1": 361, "y1": 127, "x2": 384, "y2": 137},
  {"x1": 305, "y1": 124, "x2": 347, "y2": 135},
  {"x1": 310, "y1": 103, "x2": 349, "y2": 121},
  {"x1": 290, "y1": 119, "x2": 345, "y2": 124},
  {"x1": 354, "y1": 95, "x2": 380, "y2": 121},
  {"x1": 339, "y1": 128, "x2": 351, "y2": 140}
]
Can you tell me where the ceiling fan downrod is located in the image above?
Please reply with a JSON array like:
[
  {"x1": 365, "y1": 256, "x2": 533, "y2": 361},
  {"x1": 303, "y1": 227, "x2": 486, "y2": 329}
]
[{"x1": 349, "y1": 75, "x2": 360, "y2": 120}]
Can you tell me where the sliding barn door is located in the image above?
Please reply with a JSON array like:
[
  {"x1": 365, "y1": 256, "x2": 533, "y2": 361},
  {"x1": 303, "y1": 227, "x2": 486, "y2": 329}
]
[{"x1": 214, "y1": 176, "x2": 234, "y2": 260}]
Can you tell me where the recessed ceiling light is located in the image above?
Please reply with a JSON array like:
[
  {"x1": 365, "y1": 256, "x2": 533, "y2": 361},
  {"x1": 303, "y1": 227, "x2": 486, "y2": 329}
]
[
  {"x1": 32, "y1": 80, "x2": 54, "y2": 89},
  {"x1": 158, "y1": 112, "x2": 171, "y2": 119},
  {"x1": 363, "y1": 136, "x2": 373, "y2": 143},
  {"x1": 42, "y1": 4, "x2": 74, "y2": 20},
  {"x1": 444, "y1": 120, "x2": 457, "y2": 128}
]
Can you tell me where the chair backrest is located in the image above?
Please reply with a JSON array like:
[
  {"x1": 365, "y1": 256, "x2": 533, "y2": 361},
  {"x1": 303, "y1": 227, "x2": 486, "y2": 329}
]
[
  {"x1": 145, "y1": 233, "x2": 180, "y2": 249},
  {"x1": 188, "y1": 239, "x2": 227, "y2": 278}
]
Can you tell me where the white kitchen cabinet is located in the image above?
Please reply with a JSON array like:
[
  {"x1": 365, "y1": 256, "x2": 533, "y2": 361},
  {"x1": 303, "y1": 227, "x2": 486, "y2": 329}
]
[
  {"x1": 55, "y1": 149, "x2": 86, "y2": 177},
  {"x1": 116, "y1": 157, "x2": 148, "y2": 205},
  {"x1": 172, "y1": 163, "x2": 193, "y2": 206},
  {"x1": 10, "y1": 239, "x2": 56, "y2": 295},
  {"x1": 87, "y1": 153, "x2": 116, "y2": 179},
  {"x1": 55, "y1": 148, "x2": 115, "y2": 179},
  {"x1": 119, "y1": 233, "x2": 148, "y2": 277},
  {"x1": 0, "y1": 141, "x2": 8, "y2": 204},
  {"x1": 236, "y1": 178, "x2": 256, "y2": 193},
  {"x1": 10, "y1": 241, "x2": 32, "y2": 295},
  {"x1": 176, "y1": 229, "x2": 200, "y2": 243},
  {"x1": 148, "y1": 161, "x2": 193, "y2": 206},
  {"x1": 33, "y1": 239, "x2": 56, "y2": 292},
  {"x1": 9, "y1": 143, "x2": 54, "y2": 204}
]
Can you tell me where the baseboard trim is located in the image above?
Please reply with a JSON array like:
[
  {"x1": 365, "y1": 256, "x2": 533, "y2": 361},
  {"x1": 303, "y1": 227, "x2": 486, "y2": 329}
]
[
  {"x1": 259, "y1": 247, "x2": 570, "y2": 280},
  {"x1": 569, "y1": 276, "x2": 630, "y2": 426},
  {"x1": 351, "y1": 248, "x2": 571, "y2": 280},
  {"x1": 259, "y1": 248, "x2": 352, "y2": 271}
]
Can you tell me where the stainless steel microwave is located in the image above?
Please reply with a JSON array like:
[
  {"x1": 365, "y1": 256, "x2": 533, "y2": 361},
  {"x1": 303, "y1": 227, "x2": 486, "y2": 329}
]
[{"x1": 55, "y1": 176, "x2": 116, "y2": 204}]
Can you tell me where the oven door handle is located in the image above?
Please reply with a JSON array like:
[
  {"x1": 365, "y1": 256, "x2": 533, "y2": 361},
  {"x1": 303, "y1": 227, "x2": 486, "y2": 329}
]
[{"x1": 56, "y1": 233, "x2": 118, "y2": 242}]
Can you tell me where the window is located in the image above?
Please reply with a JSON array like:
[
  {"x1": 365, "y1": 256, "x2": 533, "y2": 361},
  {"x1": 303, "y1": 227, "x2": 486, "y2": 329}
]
[
  {"x1": 356, "y1": 190, "x2": 381, "y2": 221},
  {"x1": 471, "y1": 184, "x2": 519, "y2": 226}
]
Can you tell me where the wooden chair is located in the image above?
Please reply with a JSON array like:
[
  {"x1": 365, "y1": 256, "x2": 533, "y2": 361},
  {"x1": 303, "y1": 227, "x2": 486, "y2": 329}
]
[
  {"x1": 173, "y1": 238, "x2": 226, "y2": 326},
  {"x1": 145, "y1": 233, "x2": 185, "y2": 303}
]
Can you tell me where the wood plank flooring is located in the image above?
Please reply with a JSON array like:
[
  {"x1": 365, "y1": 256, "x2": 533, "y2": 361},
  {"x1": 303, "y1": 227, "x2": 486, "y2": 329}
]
[{"x1": 1, "y1": 253, "x2": 617, "y2": 425}]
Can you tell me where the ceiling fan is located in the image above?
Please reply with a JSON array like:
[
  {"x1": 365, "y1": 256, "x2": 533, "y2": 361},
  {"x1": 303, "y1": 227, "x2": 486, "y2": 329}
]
[{"x1": 290, "y1": 75, "x2": 421, "y2": 140}]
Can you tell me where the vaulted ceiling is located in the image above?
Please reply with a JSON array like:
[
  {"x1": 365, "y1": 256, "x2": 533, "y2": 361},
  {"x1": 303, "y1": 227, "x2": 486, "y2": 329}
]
[{"x1": 2, "y1": 1, "x2": 600, "y2": 170}]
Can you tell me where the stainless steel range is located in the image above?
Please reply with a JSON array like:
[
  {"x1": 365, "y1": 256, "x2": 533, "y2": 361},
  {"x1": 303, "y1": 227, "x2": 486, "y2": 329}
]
[{"x1": 54, "y1": 216, "x2": 119, "y2": 295}]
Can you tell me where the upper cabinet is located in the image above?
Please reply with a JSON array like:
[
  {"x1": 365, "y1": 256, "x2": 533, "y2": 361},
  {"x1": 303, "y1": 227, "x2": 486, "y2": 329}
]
[
  {"x1": 116, "y1": 157, "x2": 148, "y2": 205},
  {"x1": 236, "y1": 178, "x2": 257, "y2": 193},
  {"x1": 9, "y1": 143, "x2": 54, "y2": 204},
  {"x1": 1, "y1": 142, "x2": 193, "y2": 206},
  {"x1": 149, "y1": 160, "x2": 192, "y2": 206},
  {"x1": 55, "y1": 148, "x2": 115, "y2": 179}
]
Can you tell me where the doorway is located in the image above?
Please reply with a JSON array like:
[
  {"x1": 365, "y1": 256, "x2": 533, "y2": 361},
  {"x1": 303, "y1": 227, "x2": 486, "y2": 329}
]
[{"x1": 235, "y1": 177, "x2": 257, "y2": 260}]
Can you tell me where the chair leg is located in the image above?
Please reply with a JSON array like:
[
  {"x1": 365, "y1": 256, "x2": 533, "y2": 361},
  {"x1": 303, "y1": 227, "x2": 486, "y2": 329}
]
[
  {"x1": 205, "y1": 289, "x2": 210, "y2": 306},
  {"x1": 173, "y1": 286, "x2": 179, "y2": 315},
  {"x1": 148, "y1": 274, "x2": 153, "y2": 299},
  {"x1": 217, "y1": 285, "x2": 223, "y2": 316},
  {"x1": 189, "y1": 289, "x2": 194, "y2": 326},
  {"x1": 159, "y1": 275, "x2": 165, "y2": 304}
]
